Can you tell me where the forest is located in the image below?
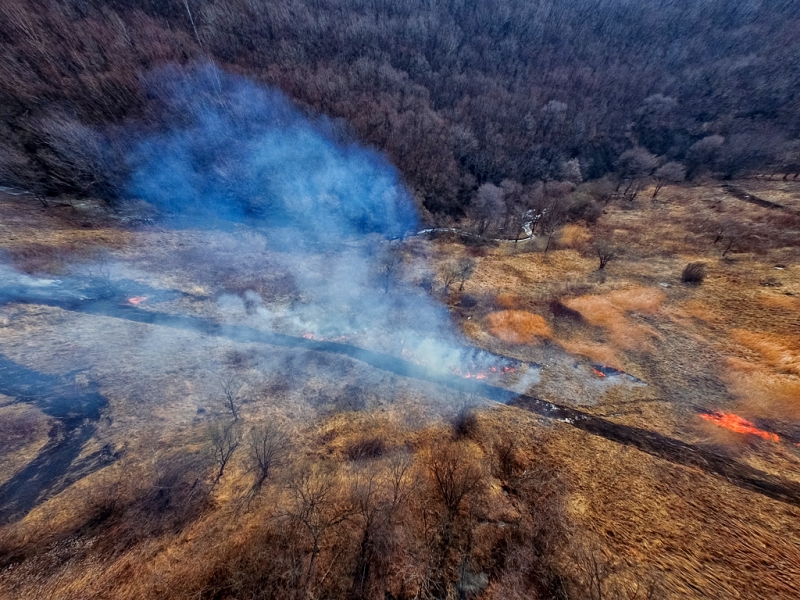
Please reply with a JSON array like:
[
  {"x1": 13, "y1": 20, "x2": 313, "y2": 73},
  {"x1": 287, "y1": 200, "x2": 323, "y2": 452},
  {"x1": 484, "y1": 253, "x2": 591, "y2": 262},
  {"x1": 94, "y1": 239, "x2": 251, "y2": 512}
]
[{"x1": 1, "y1": 0, "x2": 799, "y2": 217}]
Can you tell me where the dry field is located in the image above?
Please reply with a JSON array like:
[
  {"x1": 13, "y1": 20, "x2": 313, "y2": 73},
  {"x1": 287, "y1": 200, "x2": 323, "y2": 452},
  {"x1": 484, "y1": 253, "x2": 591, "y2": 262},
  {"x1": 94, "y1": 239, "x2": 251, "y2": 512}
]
[{"x1": 0, "y1": 180, "x2": 798, "y2": 599}]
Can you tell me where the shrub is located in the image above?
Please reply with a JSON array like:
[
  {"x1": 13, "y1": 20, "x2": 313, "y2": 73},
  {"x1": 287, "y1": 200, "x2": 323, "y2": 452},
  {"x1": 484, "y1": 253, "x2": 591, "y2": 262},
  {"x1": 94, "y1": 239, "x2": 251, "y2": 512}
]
[
  {"x1": 451, "y1": 403, "x2": 480, "y2": 439},
  {"x1": 346, "y1": 436, "x2": 386, "y2": 461},
  {"x1": 681, "y1": 262, "x2": 707, "y2": 284}
]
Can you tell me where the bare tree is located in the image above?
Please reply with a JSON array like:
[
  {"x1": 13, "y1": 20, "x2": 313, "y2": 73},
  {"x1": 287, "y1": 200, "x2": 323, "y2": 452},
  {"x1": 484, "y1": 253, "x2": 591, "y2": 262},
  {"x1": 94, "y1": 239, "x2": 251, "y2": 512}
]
[
  {"x1": 285, "y1": 462, "x2": 353, "y2": 593},
  {"x1": 594, "y1": 240, "x2": 621, "y2": 270},
  {"x1": 208, "y1": 419, "x2": 241, "y2": 485},
  {"x1": 426, "y1": 441, "x2": 484, "y2": 521},
  {"x1": 616, "y1": 147, "x2": 658, "y2": 201},
  {"x1": 686, "y1": 135, "x2": 724, "y2": 179},
  {"x1": 539, "y1": 202, "x2": 567, "y2": 255},
  {"x1": 425, "y1": 440, "x2": 485, "y2": 599},
  {"x1": 710, "y1": 217, "x2": 747, "y2": 257},
  {"x1": 469, "y1": 182, "x2": 504, "y2": 236},
  {"x1": 379, "y1": 250, "x2": 403, "y2": 294},
  {"x1": 247, "y1": 422, "x2": 290, "y2": 490},
  {"x1": 440, "y1": 261, "x2": 461, "y2": 295},
  {"x1": 456, "y1": 257, "x2": 476, "y2": 291},
  {"x1": 219, "y1": 374, "x2": 246, "y2": 421},
  {"x1": 652, "y1": 161, "x2": 686, "y2": 199}
]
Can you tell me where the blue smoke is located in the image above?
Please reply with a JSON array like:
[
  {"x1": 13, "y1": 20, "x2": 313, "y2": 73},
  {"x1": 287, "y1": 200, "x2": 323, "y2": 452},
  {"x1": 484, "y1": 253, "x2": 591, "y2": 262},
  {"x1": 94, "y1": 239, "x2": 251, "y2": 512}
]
[{"x1": 127, "y1": 64, "x2": 417, "y2": 240}]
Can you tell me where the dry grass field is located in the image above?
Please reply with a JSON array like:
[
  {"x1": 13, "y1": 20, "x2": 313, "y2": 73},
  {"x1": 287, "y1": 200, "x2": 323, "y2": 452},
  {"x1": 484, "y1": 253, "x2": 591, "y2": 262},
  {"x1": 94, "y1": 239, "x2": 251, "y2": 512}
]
[{"x1": 0, "y1": 180, "x2": 798, "y2": 599}]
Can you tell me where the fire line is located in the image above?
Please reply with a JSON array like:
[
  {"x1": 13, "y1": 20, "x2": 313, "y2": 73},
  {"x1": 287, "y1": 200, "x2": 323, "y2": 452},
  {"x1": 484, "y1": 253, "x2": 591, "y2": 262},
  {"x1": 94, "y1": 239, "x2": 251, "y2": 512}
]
[{"x1": 700, "y1": 411, "x2": 780, "y2": 442}]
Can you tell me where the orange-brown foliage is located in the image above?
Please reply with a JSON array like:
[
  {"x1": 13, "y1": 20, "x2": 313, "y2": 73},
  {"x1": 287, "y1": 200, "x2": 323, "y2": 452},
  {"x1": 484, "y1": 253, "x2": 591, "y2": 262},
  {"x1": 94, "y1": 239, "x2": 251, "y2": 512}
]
[
  {"x1": 724, "y1": 357, "x2": 800, "y2": 420},
  {"x1": 682, "y1": 299, "x2": 723, "y2": 324},
  {"x1": 760, "y1": 294, "x2": 800, "y2": 312},
  {"x1": 486, "y1": 310, "x2": 552, "y2": 344}
]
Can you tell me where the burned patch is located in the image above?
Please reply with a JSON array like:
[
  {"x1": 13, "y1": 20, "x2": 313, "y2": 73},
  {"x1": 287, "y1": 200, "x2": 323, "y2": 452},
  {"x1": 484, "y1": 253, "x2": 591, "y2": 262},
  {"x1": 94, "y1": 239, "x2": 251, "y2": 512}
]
[
  {"x1": 591, "y1": 364, "x2": 646, "y2": 384},
  {"x1": 0, "y1": 355, "x2": 110, "y2": 523}
]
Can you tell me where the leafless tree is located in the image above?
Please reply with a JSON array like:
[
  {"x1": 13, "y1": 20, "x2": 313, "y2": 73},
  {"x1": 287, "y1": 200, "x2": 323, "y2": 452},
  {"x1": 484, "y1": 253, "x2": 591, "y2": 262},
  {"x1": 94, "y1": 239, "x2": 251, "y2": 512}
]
[
  {"x1": 285, "y1": 462, "x2": 354, "y2": 593},
  {"x1": 686, "y1": 135, "x2": 724, "y2": 178},
  {"x1": 492, "y1": 439, "x2": 520, "y2": 486},
  {"x1": 594, "y1": 240, "x2": 621, "y2": 270},
  {"x1": 570, "y1": 544, "x2": 660, "y2": 600},
  {"x1": 710, "y1": 217, "x2": 747, "y2": 257},
  {"x1": 425, "y1": 440, "x2": 485, "y2": 599},
  {"x1": 348, "y1": 457, "x2": 411, "y2": 600},
  {"x1": 539, "y1": 201, "x2": 567, "y2": 255},
  {"x1": 469, "y1": 182, "x2": 504, "y2": 236},
  {"x1": 616, "y1": 147, "x2": 658, "y2": 201},
  {"x1": 427, "y1": 441, "x2": 484, "y2": 521},
  {"x1": 247, "y1": 422, "x2": 290, "y2": 491},
  {"x1": 379, "y1": 250, "x2": 403, "y2": 293},
  {"x1": 208, "y1": 419, "x2": 241, "y2": 485},
  {"x1": 219, "y1": 374, "x2": 246, "y2": 421},
  {"x1": 456, "y1": 257, "x2": 476, "y2": 291},
  {"x1": 652, "y1": 161, "x2": 686, "y2": 199},
  {"x1": 440, "y1": 261, "x2": 461, "y2": 295}
]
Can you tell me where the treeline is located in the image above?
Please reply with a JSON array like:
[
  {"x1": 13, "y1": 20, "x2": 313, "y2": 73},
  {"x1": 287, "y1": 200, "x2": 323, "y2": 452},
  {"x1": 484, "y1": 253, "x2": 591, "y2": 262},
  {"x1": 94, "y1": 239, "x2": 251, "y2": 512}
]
[{"x1": 1, "y1": 0, "x2": 799, "y2": 216}]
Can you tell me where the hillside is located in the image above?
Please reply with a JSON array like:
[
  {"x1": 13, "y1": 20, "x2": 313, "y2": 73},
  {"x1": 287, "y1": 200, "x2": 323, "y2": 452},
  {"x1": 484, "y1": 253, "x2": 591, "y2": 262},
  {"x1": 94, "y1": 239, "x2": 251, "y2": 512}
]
[
  {"x1": 1, "y1": 0, "x2": 800, "y2": 215},
  {"x1": 0, "y1": 178, "x2": 798, "y2": 599}
]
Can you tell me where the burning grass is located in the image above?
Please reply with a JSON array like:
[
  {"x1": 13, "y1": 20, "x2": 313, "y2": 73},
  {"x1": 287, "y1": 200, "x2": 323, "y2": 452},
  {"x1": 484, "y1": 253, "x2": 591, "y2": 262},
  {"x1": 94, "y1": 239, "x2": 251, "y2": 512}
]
[
  {"x1": 1, "y1": 182, "x2": 800, "y2": 599},
  {"x1": 485, "y1": 310, "x2": 552, "y2": 344},
  {"x1": 699, "y1": 411, "x2": 780, "y2": 442}
]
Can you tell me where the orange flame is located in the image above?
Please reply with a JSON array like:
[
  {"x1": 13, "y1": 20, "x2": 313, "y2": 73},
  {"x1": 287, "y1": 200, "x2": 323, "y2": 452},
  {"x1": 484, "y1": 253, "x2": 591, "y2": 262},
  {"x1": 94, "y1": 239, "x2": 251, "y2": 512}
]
[
  {"x1": 127, "y1": 296, "x2": 148, "y2": 305},
  {"x1": 593, "y1": 368, "x2": 606, "y2": 378},
  {"x1": 302, "y1": 332, "x2": 315, "y2": 340},
  {"x1": 699, "y1": 411, "x2": 780, "y2": 442}
]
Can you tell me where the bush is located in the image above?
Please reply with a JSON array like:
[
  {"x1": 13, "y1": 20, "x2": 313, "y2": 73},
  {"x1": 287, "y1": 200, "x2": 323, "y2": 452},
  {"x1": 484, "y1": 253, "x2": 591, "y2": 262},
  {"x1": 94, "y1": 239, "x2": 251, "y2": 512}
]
[
  {"x1": 451, "y1": 404, "x2": 480, "y2": 439},
  {"x1": 681, "y1": 262, "x2": 707, "y2": 284},
  {"x1": 345, "y1": 436, "x2": 386, "y2": 461}
]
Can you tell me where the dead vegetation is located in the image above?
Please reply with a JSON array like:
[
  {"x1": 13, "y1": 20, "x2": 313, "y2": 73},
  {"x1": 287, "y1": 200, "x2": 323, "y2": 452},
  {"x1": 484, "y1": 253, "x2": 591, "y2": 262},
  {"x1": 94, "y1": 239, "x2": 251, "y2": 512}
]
[{"x1": 0, "y1": 180, "x2": 799, "y2": 599}]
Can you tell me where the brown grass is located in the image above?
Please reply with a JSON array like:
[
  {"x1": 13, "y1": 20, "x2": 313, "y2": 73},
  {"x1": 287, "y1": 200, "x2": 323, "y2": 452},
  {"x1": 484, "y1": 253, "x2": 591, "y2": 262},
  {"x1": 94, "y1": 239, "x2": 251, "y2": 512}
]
[
  {"x1": 485, "y1": 310, "x2": 552, "y2": 344},
  {"x1": 760, "y1": 294, "x2": 800, "y2": 311},
  {"x1": 563, "y1": 287, "x2": 664, "y2": 351},
  {"x1": 681, "y1": 299, "x2": 723, "y2": 324},
  {"x1": 494, "y1": 292, "x2": 519, "y2": 308},
  {"x1": 559, "y1": 224, "x2": 592, "y2": 250},
  {"x1": 2, "y1": 185, "x2": 800, "y2": 599},
  {"x1": 731, "y1": 329, "x2": 800, "y2": 376},
  {"x1": 724, "y1": 357, "x2": 800, "y2": 421},
  {"x1": 558, "y1": 339, "x2": 622, "y2": 368}
]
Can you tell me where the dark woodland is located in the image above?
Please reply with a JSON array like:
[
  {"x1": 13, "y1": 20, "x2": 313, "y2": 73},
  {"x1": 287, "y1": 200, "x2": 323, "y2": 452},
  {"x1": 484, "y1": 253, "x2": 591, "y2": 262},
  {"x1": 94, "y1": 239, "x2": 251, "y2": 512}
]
[{"x1": 1, "y1": 0, "x2": 799, "y2": 216}]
